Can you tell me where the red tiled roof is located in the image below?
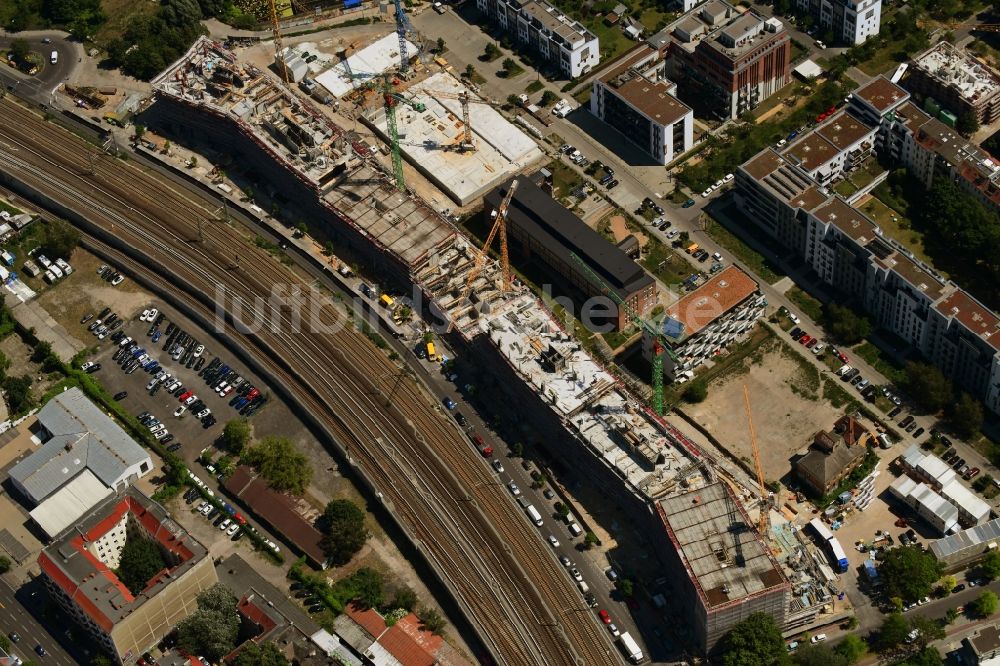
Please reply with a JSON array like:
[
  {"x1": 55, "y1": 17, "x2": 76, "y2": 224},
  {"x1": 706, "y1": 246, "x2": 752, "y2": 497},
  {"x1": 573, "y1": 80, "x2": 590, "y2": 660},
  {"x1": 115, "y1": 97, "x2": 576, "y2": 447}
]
[
  {"x1": 345, "y1": 602, "x2": 388, "y2": 637},
  {"x1": 666, "y1": 266, "x2": 759, "y2": 339},
  {"x1": 38, "y1": 550, "x2": 115, "y2": 632},
  {"x1": 239, "y1": 596, "x2": 279, "y2": 635},
  {"x1": 380, "y1": 625, "x2": 436, "y2": 666}
]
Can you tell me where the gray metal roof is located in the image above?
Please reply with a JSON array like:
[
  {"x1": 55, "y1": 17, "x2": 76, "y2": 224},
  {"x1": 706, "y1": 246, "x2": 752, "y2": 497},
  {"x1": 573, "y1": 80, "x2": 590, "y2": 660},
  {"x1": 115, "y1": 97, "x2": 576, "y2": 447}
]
[
  {"x1": 9, "y1": 388, "x2": 150, "y2": 502},
  {"x1": 931, "y1": 517, "x2": 1000, "y2": 559}
]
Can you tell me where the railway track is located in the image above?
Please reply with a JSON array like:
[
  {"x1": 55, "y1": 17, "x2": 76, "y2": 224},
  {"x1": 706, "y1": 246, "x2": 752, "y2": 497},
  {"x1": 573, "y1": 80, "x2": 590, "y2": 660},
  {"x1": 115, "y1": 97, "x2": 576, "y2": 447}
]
[{"x1": 0, "y1": 97, "x2": 618, "y2": 666}]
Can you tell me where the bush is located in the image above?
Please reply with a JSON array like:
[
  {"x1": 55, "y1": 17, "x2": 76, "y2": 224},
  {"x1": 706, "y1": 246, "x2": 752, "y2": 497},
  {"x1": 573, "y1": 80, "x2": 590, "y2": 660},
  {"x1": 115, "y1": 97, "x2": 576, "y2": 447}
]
[
  {"x1": 115, "y1": 534, "x2": 167, "y2": 595},
  {"x1": 221, "y1": 419, "x2": 251, "y2": 454},
  {"x1": 683, "y1": 380, "x2": 708, "y2": 403},
  {"x1": 242, "y1": 436, "x2": 312, "y2": 494},
  {"x1": 318, "y1": 499, "x2": 368, "y2": 566}
]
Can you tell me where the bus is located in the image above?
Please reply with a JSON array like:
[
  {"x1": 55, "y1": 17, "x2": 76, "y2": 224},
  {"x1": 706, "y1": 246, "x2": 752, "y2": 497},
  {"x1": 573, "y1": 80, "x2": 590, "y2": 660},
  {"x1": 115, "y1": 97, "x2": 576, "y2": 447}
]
[
  {"x1": 426, "y1": 341, "x2": 437, "y2": 362},
  {"x1": 379, "y1": 293, "x2": 394, "y2": 308}
]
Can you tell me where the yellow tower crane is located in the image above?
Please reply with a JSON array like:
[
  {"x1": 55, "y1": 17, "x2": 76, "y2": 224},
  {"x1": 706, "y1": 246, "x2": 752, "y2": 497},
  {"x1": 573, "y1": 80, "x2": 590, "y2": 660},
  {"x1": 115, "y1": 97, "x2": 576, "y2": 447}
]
[
  {"x1": 411, "y1": 88, "x2": 504, "y2": 152},
  {"x1": 269, "y1": 0, "x2": 287, "y2": 83},
  {"x1": 447, "y1": 179, "x2": 517, "y2": 333},
  {"x1": 742, "y1": 384, "x2": 771, "y2": 539}
]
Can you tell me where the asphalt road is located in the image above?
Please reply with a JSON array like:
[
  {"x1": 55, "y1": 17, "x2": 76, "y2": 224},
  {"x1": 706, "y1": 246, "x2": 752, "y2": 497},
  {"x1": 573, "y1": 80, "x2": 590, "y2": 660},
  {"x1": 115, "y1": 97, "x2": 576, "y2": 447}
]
[
  {"x1": 0, "y1": 576, "x2": 92, "y2": 665},
  {"x1": 0, "y1": 30, "x2": 79, "y2": 105}
]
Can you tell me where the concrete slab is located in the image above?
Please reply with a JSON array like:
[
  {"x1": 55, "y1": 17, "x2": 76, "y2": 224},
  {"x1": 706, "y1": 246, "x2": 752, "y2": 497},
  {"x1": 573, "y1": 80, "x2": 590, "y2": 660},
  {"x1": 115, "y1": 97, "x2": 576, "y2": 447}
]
[{"x1": 5, "y1": 296, "x2": 85, "y2": 362}]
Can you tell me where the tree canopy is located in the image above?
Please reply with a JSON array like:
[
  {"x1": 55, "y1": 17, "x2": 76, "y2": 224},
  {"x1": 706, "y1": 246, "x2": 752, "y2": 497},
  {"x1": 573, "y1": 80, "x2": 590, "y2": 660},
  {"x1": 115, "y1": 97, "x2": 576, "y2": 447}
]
[
  {"x1": 904, "y1": 362, "x2": 952, "y2": 414},
  {"x1": 950, "y1": 392, "x2": 983, "y2": 439},
  {"x1": 176, "y1": 583, "x2": 240, "y2": 662},
  {"x1": 878, "y1": 545, "x2": 943, "y2": 603},
  {"x1": 720, "y1": 613, "x2": 790, "y2": 666},
  {"x1": 242, "y1": 436, "x2": 312, "y2": 494},
  {"x1": 40, "y1": 218, "x2": 80, "y2": 261},
  {"x1": 115, "y1": 536, "x2": 167, "y2": 595},
  {"x1": 221, "y1": 419, "x2": 252, "y2": 455},
  {"x1": 233, "y1": 642, "x2": 289, "y2": 666},
  {"x1": 318, "y1": 499, "x2": 368, "y2": 566},
  {"x1": 791, "y1": 644, "x2": 847, "y2": 666},
  {"x1": 981, "y1": 550, "x2": 1000, "y2": 580},
  {"x1": 833, "y1": 634, "x2": 867, "y2": 664},
  {"x1": 105, "y1": 0, "x2": 208, "y2": 80},
  {"x1": 975, "y1": 590, "x2": 999, "y2": 618},
  {"x1": 823, "y1": 303, "x2": 872, "y2": 346},
  {"x1": 872, "y1": 612, "x2": 910, "y2": 653}
]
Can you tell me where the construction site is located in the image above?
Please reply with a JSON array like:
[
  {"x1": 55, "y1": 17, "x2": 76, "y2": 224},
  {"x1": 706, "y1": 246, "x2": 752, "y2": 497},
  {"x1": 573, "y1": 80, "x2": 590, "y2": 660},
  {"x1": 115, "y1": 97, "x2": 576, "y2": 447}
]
[{"x1": 144, "y1": 30, "x2": 837, "y2": 657}]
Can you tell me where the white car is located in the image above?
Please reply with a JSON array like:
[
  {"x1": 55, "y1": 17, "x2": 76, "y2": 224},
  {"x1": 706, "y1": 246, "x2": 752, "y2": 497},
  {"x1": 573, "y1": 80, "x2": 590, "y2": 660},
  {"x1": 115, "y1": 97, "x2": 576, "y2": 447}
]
[
  {"x1": 195, "y1": 408, "x2": 211, "y2": 419},
  {"x1": 149, "y1": 423, "x2": 164, "y2": 434},
  {"x1": 80, "y1": 361, "x2": 95, "y2": 371},
  {"x1": 548, "y1": 535, "x2": 560, "y2": 548},
  {"x1": 608, "y1": 623, "x2": 620, "y2": 637},
  {"x1": 153, "y1": 429, "x2": 169, "y2": 440},
  {"x1": 111, "y1": 274, "x2": 124, "y2": 286},
  {"x1": 713, "y1": 179, "x2": 724, "y2": 189},
  {"x1": 226, "y1": 523, "x2": 240, "y2": 537},
  {"x1": 723, "y1": 173, "x2": 734, "y2": 183},
  {"x1": 199, "y1": 503, "x2": 213, "y2": 515},
  {"x1": 701, "y1": 188, "x2": 713, "y2": 198},
  {"x1": 219, "y1": 518, "x2": 232, "y2": 531},
  {"x1": 560, "y1": 555, "x2": 572, "y2": 567},
  {"x1": 571, "y1": 567, "x2": 583, "y2": 582},
  {"x1": 507, "y1": 481, "x2": 520, "y2": 496},
  {"x1": 174, "y1": 405, "x2": 187, "y2": 417},
  {"x1": 140, "y1": 309, "x2": 150, "y2": 321},
  {"x1": 184, "y1": 394, "x2": 198, "y2": 406},
  {"x1": 811, "y1": 634, "x2": 827, "y2": 643},
  {"x1": 147, "y1": 308, "x2": 159, "y2": 321},
  {"x1": 194, "y1": 344, "x2": 205, "y2": 357},
  {"x1": 811, "y1": 343, "x2": 826, "y2": 355},
  {"x1": 815, "y1": 40, "x2": 826, "y2": 50},
  {"x1": 712, "y1": 252, "x2": 722, "y2": 261},
  {"x1": 492, "y1": 459, "x2": 504, "y2": 473}
]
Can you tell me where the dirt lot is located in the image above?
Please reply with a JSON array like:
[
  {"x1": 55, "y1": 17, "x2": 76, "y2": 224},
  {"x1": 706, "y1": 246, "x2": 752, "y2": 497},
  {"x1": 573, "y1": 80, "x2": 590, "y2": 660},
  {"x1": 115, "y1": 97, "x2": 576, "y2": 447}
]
[{"x1": 685, "y1": 336, "x2": 846, "y2": 482}]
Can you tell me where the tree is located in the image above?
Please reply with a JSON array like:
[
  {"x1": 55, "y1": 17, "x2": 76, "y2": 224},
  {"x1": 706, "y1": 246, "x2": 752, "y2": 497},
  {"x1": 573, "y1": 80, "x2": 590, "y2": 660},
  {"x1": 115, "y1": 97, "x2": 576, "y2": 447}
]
[
  {"x1": 501, "y1": 57, "x2": 517, "y2": 75},
  {"x1": 233, "y1": 642, "x2": 289, "y2": 666},
  {"x1": 350, "y1": 567, "x2": 383, "y2": 609},
  {"x1": 949, "y1": 392, "x2": 983, "y2": 439},
  {"x1": 684, "y1": 380, "x2": 708, "y2": 403},
  {"x1": 823, "y1": 303, "x2": 872, "y2": 345},
  {"x1": 833, "y1": 634, "x2": 867, "y2": 664},
  {"x1": 188, "y1": 155, "x2": 198, "y2": 168},
  {"x1": 464, "y1": 63, "x2": 476, "y2": 79},
  {"x1": 0, "y1": 633, "x2": 9, "y2": 652},
  {"x1": 242, "y1": 436, "x2": 312, "y2": 494},
  {"x1": 176, "y1": 583, "x2": 240, "y2": 662},
  {"x1": 878, "y1": 545, "x2": 943, "y2": 603},
  {"x1": 540, "y1": 90, "x2": 558, "y2": 107},
  {"x1": 40, "y1": 218, "x2": 80, "y2": 260},
  {"x1": 0, "y1": 555, "x2": 9, "y2": 574},
  {"x1": 506, "y1": 94, "x2": 520, "y2": 107},
  {"x1": 512, "y1": 441, "x2": 524, "y2": 457},
  {"x1": 483, "y1": 43, "x2": 501, "y2": 61},
  {"x1": 975, "y1": 590, "x2": 999, "y2": 617},
  {"x1": 10, "y1": 38, "x2": 30, "y2": 63},
  {"x1": 908, "y1": 614, "x2": 945, "y2": 646},
  {"x1": 957, "y1": 110, "x2": 980, "y2": 137},
  {"x1": 872, "y1": 612, "x2": 910, "y2": 653},
  {"x1": 294, "y1": 222, "x2": 307, "y2": 238},
  {"x1": 221, "y1": 419, "x2": 251, "y2": 454},
  {"x1": 904, "y1": 647, "x2": 944, "y2": 666},
  {"x1": 720, "y1": 613, "x2": 790, "y2": 666},
  {"x1": 436, "y1": 37, "x2": 445, "y2": 53},
  {"x1": 940, "y1": 575, "x2": 957, "y2": 594},
  {"x1": 115, "y1": 535, "x2": 167, "y2": 595},
  {"x1": 392, "y1": 585, "x2": 417, "y2": 612},
  {"x1": 318, "y1": 499, "x2": 369, "y2": 566},
  {"x1": 903, "y1": 362, "x2": 952, "y2": 413},
  {"x1": 584, "y1": 531, "x2": 599, "y2": 549},
  {"x1": 982, "y1": 550, "x2": 1000, "y2": 580},
  {"x1": 418, "y1": 606, "x2": 447, "y2": 634},
  {"x1": 619, "y1": 579, "x2": 634, "y2": 597},
  {"x1": 3, "y1": 375, "x2": 34, "y2": 415}
]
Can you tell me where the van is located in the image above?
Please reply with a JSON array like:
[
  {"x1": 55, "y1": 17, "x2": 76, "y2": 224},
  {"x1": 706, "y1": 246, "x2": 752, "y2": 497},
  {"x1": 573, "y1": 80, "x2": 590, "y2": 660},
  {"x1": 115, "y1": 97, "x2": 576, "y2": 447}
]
[
  {"x1": 50, "y1": 50, "x2": 58, "y2": 64},
  {"x1": 577, "y1": 580, "x2": 590, "y2": 595},
  {"x1": 525, "y1": 504, "x2": 543, "y2": 527},
  {"x1": 686, "y1": 243, "x2": 699, "y2": 254},
  {"x1": 877, "y1": 433, "x2": 891, "y2": 449},
  {"x1": 836, "y1": 364, "x2": 852, "y2": 376},
  {"x1": 568, "y1": 522, "x2": 583, "y2": 537}
]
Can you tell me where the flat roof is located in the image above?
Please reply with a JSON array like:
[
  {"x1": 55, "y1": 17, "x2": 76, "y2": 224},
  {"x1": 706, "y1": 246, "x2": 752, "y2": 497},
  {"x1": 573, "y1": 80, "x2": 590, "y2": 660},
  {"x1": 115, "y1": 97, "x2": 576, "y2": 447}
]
[
  {"x1": 853, "y1": 76, "x2": 908, "y2": 113},
  {"x1": 815, "y1": 111, "x2": 874, "y2": 151},
  {"x1": 812, "y1": 197, "x2": 878, "y2": 244},
  {"x1": 912, "y1": 42, "x2": 1000, "y2": 104},
  {"x1": 883, "y1": 252, "x2": 946, "y2": 301},
  {"x1": 29, "y1": 469, "x2": 113, "y2": 539},
  {"x1": 741, "y1": 149, "x2": 785, "y2": 181},
  {"x1": 936, "y1": 289, "x2": 1000, "y2": 351},
  {"x1": 783, "y1": 131, "x2": 838, "y2": 171},
  {"x1": 665, "y1": 266, "x2": 758, "y2": 340},
  {"x1": 940, "y1": 478, "x2": 991, "y2": 521},
  {"x1": 314, "y1": 33, "x2": 420, "y2": 98},
  {"x1": 656, "y1": 483, "x2": 788, "y2": 609},
  {"x1": 484, "y1": 178, "x2": 653, "y2": 298},
  {"x1": 610, "y1": 76, "x2": 691, "y2": 126}
]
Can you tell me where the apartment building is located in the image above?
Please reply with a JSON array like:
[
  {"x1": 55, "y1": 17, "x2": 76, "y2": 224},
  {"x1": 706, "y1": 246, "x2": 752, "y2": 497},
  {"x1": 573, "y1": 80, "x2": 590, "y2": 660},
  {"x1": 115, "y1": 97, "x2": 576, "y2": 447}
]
[
  {"x1": 475, "y1": 0, "x2": 600, "y2": 78},
  {"x1": 734, "y1": 78, "x2": 1000, "y2": 417},
  {"x1": 590, "y1": 46, "x2": 694, "y2": 165},
  {"x1": 794, "y1": 0, "x2": 882, "y2": 45},
  {"x1": 654, "y1": 1, "x2": 791, "y2": 119},
  {"x1": 905, "y1": 42, "x2": 1000, "y2": 125}
]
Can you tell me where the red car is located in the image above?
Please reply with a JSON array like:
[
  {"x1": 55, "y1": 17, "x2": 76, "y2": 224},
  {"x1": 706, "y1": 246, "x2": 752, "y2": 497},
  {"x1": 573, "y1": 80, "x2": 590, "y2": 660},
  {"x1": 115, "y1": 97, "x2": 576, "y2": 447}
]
[
  {"x1": 472, "y1": 433, "x2": 492, "y2": 457},
  {"x1": 806, "y1": 338, "x2": 818, "y2": 348},
  {"x1": 246, "y1": 388, "x2": 260, "y2": 400},
  {"x1": 178, "y1": 390, "x2": 193, "y2": 402},
  {"x1": 966, "y1": 467, "x2": 981, "y2": 480},
  {"x1": 599, "y1": 609, "x2": 611, "y2": 624},
  {"x1": 838, "y1": 352, "x2": 849, "y2": 363},
  {"x1": 799, "y1": 335, "x2": 811, "y2": 345}
]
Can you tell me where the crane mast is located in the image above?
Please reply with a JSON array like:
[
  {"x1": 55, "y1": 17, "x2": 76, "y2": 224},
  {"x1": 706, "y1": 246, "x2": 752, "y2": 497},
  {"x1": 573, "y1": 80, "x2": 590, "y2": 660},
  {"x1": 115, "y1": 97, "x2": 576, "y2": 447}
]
[{"x1": 742, "y1": 384, "x2": 770, "y2": 539}]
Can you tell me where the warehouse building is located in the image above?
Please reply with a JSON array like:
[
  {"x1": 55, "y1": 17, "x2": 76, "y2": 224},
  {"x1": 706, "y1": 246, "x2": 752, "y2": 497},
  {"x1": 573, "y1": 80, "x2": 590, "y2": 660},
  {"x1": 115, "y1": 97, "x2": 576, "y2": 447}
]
[
  {"x1": 483, "y1": 177, "x2": 656, "y2": 331},
  {"x1": 38, "y1": 487, "x2": 217, "y2": 665},
  {"x1": 896, "y1": 445, "x2": 990, "y2": 527},
  {"x1": 653, "y1": 482, "x2": 790, "y2": 655},
  {"x1": 931, "y1": 518, "x2": 1000, "y2": 569},
  {"x1": 590, "y1": 46, "x2": 693, "y2": 165},
  {"x1": 889, "y1": 475, "x2": 959, "y2": 535},
  {"x1": 9, "y1": 387, "x2": 152, "y2": 510}
]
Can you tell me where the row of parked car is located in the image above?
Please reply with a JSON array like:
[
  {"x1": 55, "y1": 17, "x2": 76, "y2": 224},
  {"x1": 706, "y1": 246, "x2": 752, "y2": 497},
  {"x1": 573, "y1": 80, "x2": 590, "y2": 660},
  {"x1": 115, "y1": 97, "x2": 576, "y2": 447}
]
[
  {"x1": 82, "y1": 305, "x2": 124, "y2": 341},
  {"x1": 943, "y1": 447, "x2": 981, "y2": 480},
  {"x1": 199, "y1": 356, "x2": 268, "y2": 417},
  {"x1": 96, "y1": 263, "x2": 126, "y2": 286}
]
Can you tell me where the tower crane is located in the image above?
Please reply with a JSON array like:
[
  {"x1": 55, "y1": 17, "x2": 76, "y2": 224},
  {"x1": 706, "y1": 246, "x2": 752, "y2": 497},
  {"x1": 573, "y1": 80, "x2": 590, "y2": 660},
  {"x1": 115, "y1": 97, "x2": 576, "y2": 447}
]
[
  {"x1": 447, "y1": 179, "x2": 518, "y2": 333},
  {"x1": 393, "y1": 0, "x2": 417, "y2": 74},
  {"x1": 410, "y1": 88, "x2": 504, "y2": 152},
  {"x1": 742, "y1": 384, "x2": 771, "y2": 539},
  {"x1": 570, "y1": 253, "x2": 677, "y2": 415},
  {"x1": 268, "y1": 0, "x2": 287, "y2": 83}
]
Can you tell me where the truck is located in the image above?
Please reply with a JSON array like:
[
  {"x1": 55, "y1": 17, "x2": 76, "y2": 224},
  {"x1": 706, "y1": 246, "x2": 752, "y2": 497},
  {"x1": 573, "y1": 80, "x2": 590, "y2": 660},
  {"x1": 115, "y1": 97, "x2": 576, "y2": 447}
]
[
  {"x1": 618, "y1": 632, "x2": 644, "y2": 663},
  {"x1": 525, "y1": 504, "x2": 543, "y2": 527}
]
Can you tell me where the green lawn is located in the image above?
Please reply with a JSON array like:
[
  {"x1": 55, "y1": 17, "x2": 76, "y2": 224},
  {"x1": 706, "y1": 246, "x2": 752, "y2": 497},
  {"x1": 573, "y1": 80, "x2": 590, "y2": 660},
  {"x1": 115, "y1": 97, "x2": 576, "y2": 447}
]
[
  {"x1": 0, "y1": 199, "x2": 22, "y2": 216},
  {"x1": 546, "y1": 160, "x2": 583, "y2": 199},
  {"x1": 787, "y1": 287, "x2": 824, "y2": 322},
  {"x1": 641, "y1": 238, "x2": 693, "y2": 287},
  {"x1": 703, "y1": 213, "x2": 785, "y2": 284},
  {"x1": 854, "y1": 341, "x2": 906, "y2": 385},
  {"x1": 525, "y1": 80, "x2": 544, "y2": 94},
  {"x1": 587, "y1": 20, "x2": 633, "y2": 63}
]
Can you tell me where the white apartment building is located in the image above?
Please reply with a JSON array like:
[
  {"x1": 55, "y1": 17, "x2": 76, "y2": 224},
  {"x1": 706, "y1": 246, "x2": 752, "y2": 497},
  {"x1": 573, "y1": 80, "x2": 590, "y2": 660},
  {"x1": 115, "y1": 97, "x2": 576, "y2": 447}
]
[
  {"x1": 590, "y1": 46, "x2": 693, "y2": 165},
  {"x1": 795, "y1": 0, "x2": 881, "y2": 45},
  {"x1": 475, "y1": 0, "x2": 600, "y2": 78}
]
